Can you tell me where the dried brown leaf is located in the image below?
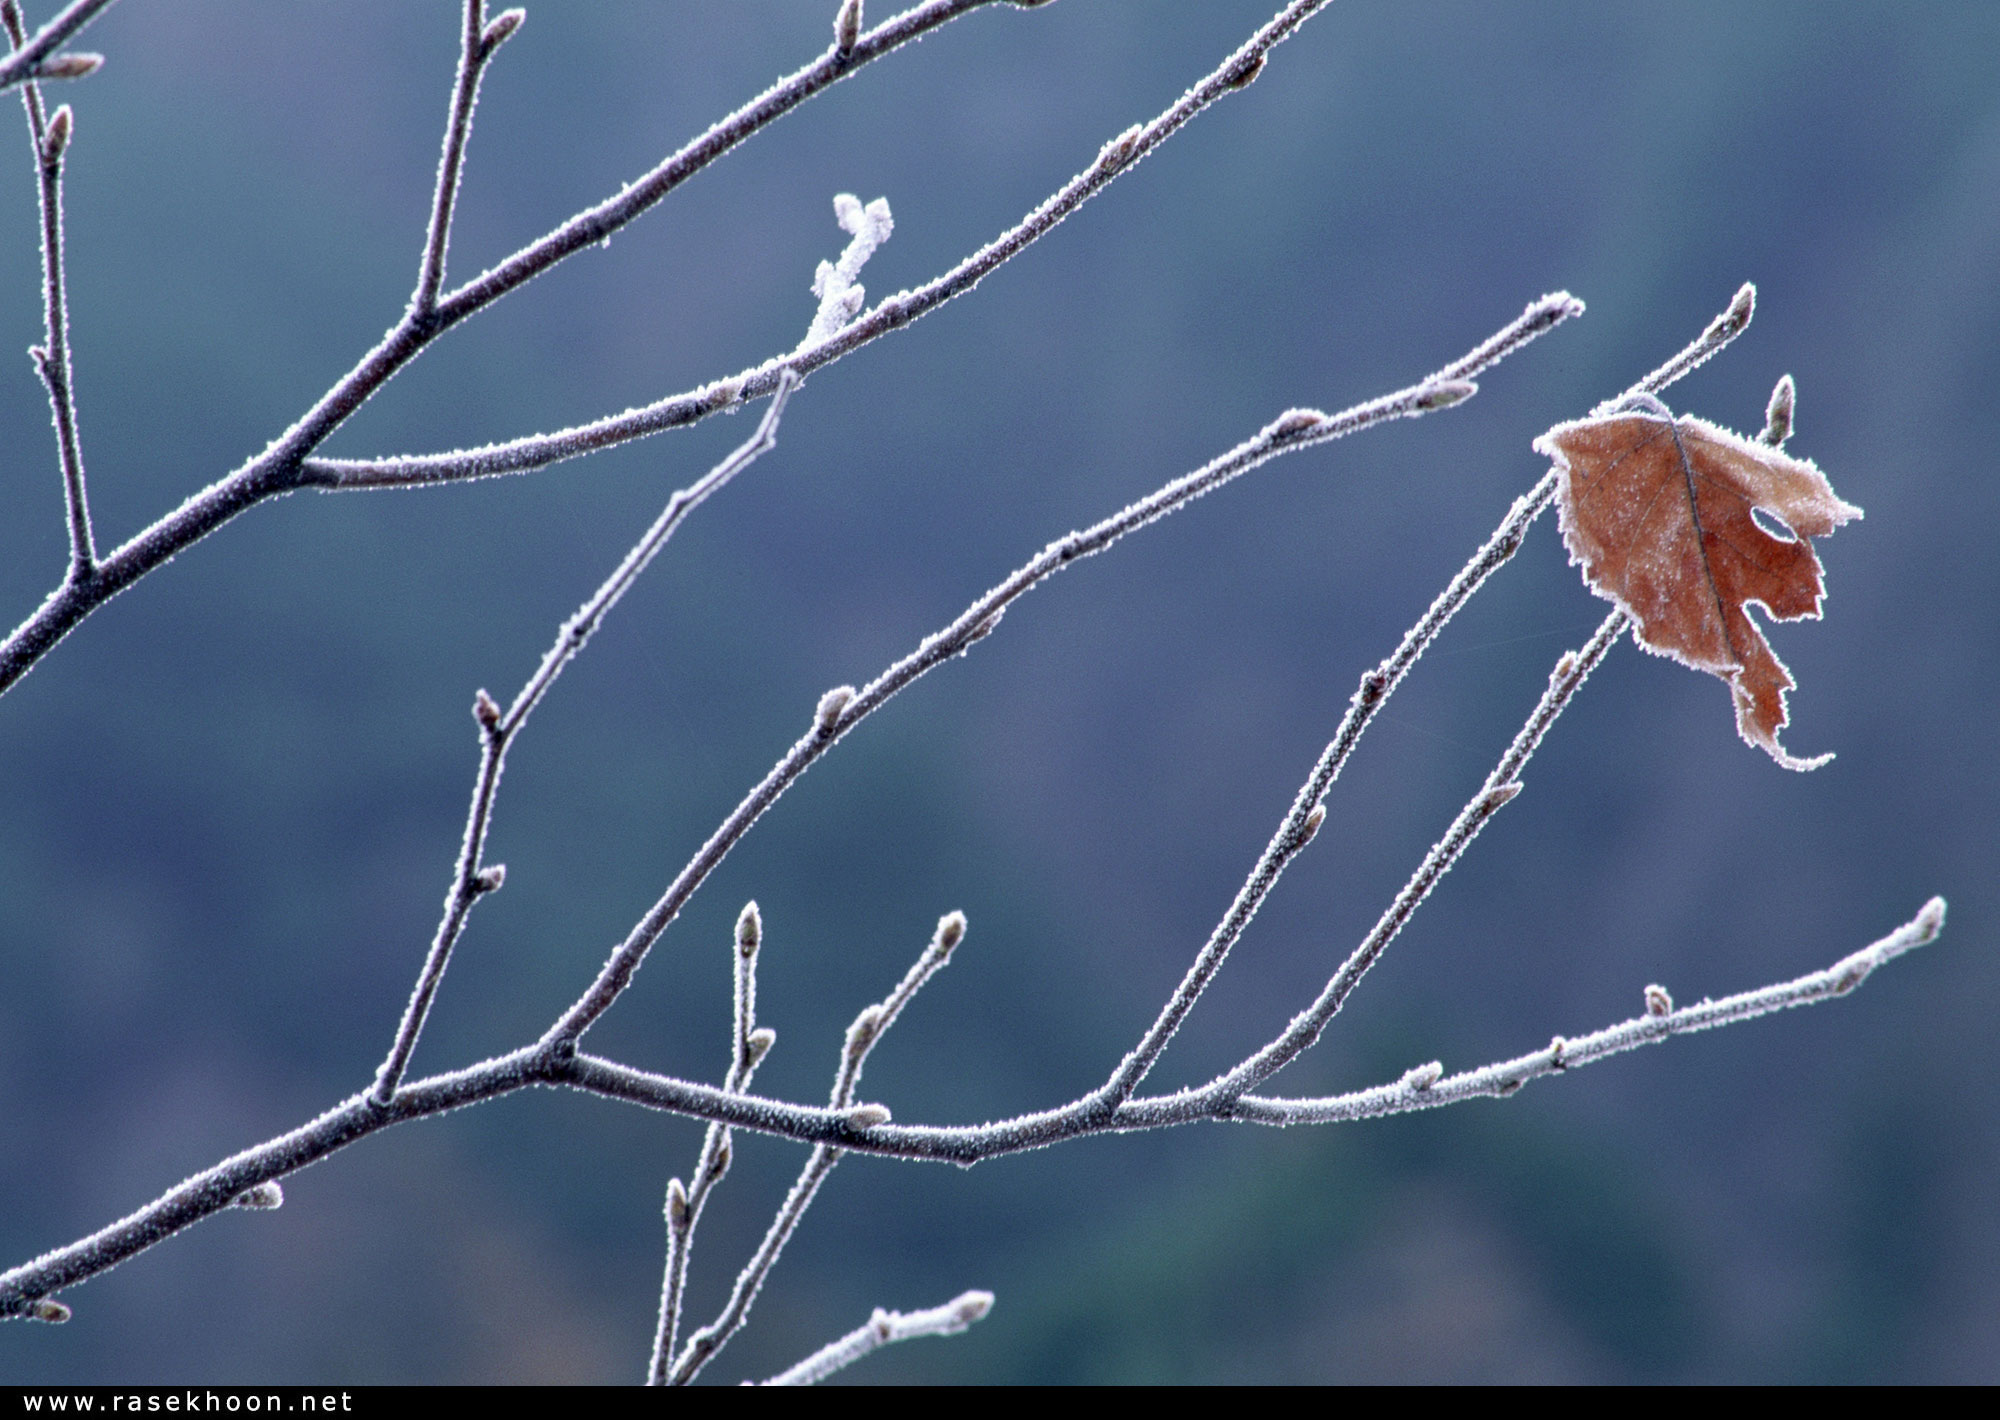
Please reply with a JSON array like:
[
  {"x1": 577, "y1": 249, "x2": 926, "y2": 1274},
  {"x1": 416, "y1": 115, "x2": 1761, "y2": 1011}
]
[{"x1": 1534, "y1": 396, "x2": 1861, "y2": 769}]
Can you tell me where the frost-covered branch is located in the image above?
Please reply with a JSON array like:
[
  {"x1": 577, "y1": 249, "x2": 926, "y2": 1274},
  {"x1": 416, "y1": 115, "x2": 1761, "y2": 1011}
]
[
  {"x1": 4, "y1": 0, "x2": 92, "y2": 581},
  {"x1": 648, "y1": 902, "x2": 778, "y2": 1386},
  {"x1": 761, "y1": 1291, "x2": 995, "y2": 1386},
  {"x1": 665, "y1": 911, "x2": 969, "y2": 1386},
  {"x1": 1226, "y1": 896, "x2": 1947, "y2": 1126},
  {"x1": 412, "y1": 2, "x2": 521, "y2": 317}
]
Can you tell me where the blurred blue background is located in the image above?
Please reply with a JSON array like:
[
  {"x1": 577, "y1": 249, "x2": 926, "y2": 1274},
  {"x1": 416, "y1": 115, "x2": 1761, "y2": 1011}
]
[{"x1": 0, "y1": 0, "x2": 1994, "y2": 1384}]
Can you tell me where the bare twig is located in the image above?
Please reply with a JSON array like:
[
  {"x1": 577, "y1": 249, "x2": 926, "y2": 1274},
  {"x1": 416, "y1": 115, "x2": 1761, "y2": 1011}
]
[
  {"x1": 762, "y1": 1290, "x2": 994, "y2": 1386},
  {"x1": 0, "y1": 230, "x2": 1919, "y2": 1375},
  {"x1": 1622, "y1": 281, "x2": 1756, "y2": 404},
  {"x1": 1213, "y1": 607, "x2": 1627, "y2": 1103},
  {"x1": 1098, "y1": 465, "x2": 1565, "y2": 1107},
  {"x1": 666, "y1": 911, "x2": 967, "y2": 1386},
  {"x1": 4, "y1": 0, "x2": 93, "y2": 581},
  {"x1": 648, "y1": 902, "x2": 776, "y2": 1385},
  {"x1": 371, "y1": 374, "x2": 798, "y2": 1105},
  {"x1": 412, "y1": 2, "x2": 522, "y2": 316},
  {"x1": 1225, "y1": 896, "x2": 1947, "y2": 1125}
]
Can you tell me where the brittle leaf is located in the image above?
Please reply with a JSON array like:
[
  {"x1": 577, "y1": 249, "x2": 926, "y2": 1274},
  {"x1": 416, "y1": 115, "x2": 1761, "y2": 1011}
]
[{"x1": 1534, "y1": 400, "x2": 1861, "y2": 769}]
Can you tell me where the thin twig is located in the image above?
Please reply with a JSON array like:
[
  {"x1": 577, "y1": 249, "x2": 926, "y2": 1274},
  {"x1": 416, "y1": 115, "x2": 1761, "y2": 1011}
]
[
  {"x1": 1623, "y1": 281, "x2": 1756, "y2": 404},
  {"x1": 1222, "y1": 896, "x2": 1947, "y2": 1125},
  {"x1": 540, "y1": 294, "x2": 1574, "y2": 1050},
  {"x1": 370, "y1": 375, "x2": 798, "y2": 1105},
  {"x1": 4, "y1": 0, "x2": 93, "y2": 580},
  {"x1": 667, "y1": 912, "x2": 967, "y2": 1386},
  {"x1": 412, "y1": 2, "x2": 520, "y2": 316},
  {"x1": 1212, "y1": 607, "x2": 1627, "y2": 1103},
  {"x1": 0, "y1": 0, "x2": 115, "y2": 93},
  {"x1": 648, "y1": 902, "x2": 775, "y2": 1385},
  {"x1": 1099, "y1": 469, "x2": 1563, "y2": 1106},
  {"x1": 761, "y1": 1291, "x2": 995, "y2": 1386}
]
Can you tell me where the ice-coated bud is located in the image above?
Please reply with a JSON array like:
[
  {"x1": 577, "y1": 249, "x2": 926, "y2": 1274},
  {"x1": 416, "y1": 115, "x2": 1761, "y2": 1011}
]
[
  {"x1": 1399, "y1": 1060, "x2": 1444, "y2": 1091},
  {"x1": 474, "y1": 863, "x2": 506, "y2": 893},
  {"x1": 1644, "y1": 984, "x2": 1673, "y2": 1018},
  {"x1": 473, "y1": 688, "x2": 502, "y2": 731},
  {"x1": 481, "y1": 9, "x2": 524, "y2": 55},
  {"x1": 745, "y1": 1027, "x2": 776, "y2": 1066},
  {"x1": 1269, "y1": 408, "x2": 1326, "y2": 438},
  {"x1": 1761, "y1": 373, "x2": 1796, "y2": 449},
  {"x1": 935, "y1": 910, "x2": 967, "y2": 953},
  {"x1": 845, "y1": 1103, "x2": 892, "y2": 1130},
  {"x1": 233, "y1": 1182, "x2": 284, "y2": 1210},
  {"x1": 1708, "y1": 282, "x2": 1755, "y2": 343},
  {"x1": 28, "y1": 1298, "x2": 70, "y2": 1323},
  {"x1": 1413, "y1": 379, "x2": 1476, "y2": 411},
  {"x1": 952, "y1": 1291, "x2": 995, "y2": 1326},
  {"x1": 1296, "y1": 803, "x2": 1326, "y2": 848},
  {"x1": 834, "y1": 0, "x2": 862, "y2": 58},
  {"x1": 35, "y1": 53, "x2": 101, "y2": 80},
  {"x1": 963, "y1": 608, "x2": 1004, "y2": 648},
  {"x1": 1096, "y1": 125, "x2": 1143, "y2": 174},
  {"x1": 815, "y1": 685, "x2": 855, "y2": 734},
  {"x1": 846, "y1": 1003, "x2": 885, "y2": 1053},
  {"x1": 1223, "y1": 51, "x2": 1266, "y2": 90},
  {"x1": 666, "y1": 1177, "x2": 690, "y2": 1230},
  {"x1": 41, "y1": 105, "x2": 71, "y2": 165},
  {"x1": 736, "y1": 900, "x2": 762, "y2": 957}
]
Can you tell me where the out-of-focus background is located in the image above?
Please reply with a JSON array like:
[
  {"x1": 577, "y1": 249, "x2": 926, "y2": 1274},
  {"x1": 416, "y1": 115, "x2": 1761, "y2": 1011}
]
[{"x1": 0, "y1": 0, "x2": 1993, "y2": 1385}]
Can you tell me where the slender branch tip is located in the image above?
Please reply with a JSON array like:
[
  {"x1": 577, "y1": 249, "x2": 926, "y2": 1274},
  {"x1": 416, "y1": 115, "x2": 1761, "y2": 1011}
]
[{"x1": 1712, "y1": 281, "x2": 1756, "y2": 341}]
